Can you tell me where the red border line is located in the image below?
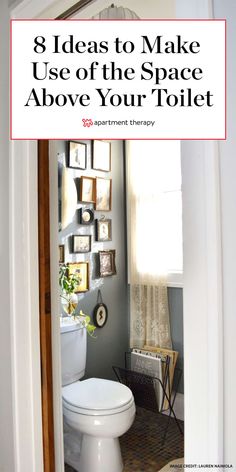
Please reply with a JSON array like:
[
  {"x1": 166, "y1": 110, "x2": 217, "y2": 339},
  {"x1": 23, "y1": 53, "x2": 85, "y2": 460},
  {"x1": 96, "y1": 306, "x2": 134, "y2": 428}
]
[
  {"x1": 11, "y1": 18, "x2": 226, "y2": 22},
  {"x1": 11, "y1": 137, "x2": 226, "y2": 141}
]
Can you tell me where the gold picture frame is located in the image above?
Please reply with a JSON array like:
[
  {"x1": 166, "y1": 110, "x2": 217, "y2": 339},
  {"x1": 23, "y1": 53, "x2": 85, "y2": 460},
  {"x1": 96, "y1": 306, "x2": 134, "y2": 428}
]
[
  {"x1": 59, "y1": 245, "x2": 65, "y2": 263},
  {"x1": 80, "y1": 176, "x2": 96, "y2": 203},
  {"x1": 95, "y1": 177, "x2": 112, "y2": 211},
  {"x1": 67, "y1": 262, "x2": 89, "y2": 292}
]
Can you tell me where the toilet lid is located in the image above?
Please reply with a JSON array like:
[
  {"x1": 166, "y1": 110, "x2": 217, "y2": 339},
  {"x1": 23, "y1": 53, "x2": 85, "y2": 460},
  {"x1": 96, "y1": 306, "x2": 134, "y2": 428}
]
[{"x1": 62, "y1": 378, "x2": 133, "y2": 414}]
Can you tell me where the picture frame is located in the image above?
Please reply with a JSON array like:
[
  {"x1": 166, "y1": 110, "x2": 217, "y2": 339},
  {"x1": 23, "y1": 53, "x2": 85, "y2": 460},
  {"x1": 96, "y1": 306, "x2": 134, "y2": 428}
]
[
  {"x1": 93, "y1": 303, "x2": 108, "y2": 328},
  {"x1": 99, "y1": 250, "x2": 116, "y2": 277},
  {"x1": 96, "y1": 218, "x2": 112, "y2": 242},
  {"x1": 59, "y1": 245, "x2": 65, "y2": 263},
  {"x1": 72, "y1": 235, "x2": 91, "y2": 253},
  {"x1": 68, "y1": 141, "x2": 87, "y2": 170},
  {"x1": 80, "y1": 176, "x2": 96, "y2": 203},
  {"x1": 95, "y1": 177, "x2": 112, "y2": 211},
  {"x1": 92, "y1": 140, "x2": 111, "y2": 172},
  {"x1": 79, "y1": 208, "x2": 94, "y2": 225},
  {"x1": 67, "y1": 262, "x2": 89, "y2": 293}
]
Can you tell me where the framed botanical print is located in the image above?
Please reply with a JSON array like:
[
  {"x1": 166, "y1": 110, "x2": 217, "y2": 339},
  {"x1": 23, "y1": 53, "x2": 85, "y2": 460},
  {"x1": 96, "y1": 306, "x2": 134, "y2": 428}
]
[
  {"x1": 72, "y1": 235, "x2": 91, "y2": 253},
  {"x1": 80, "y1": 176, "x2": 96, "y2": 203},
  {"x1": 96, "y1": 219, "x2": 112, "y2": 242},
  {"x1": 95, "y1": 177, "x2": 112, "y2": 211},
  {"x1": 67, "y1": 262, "x2": 89, "y2": 292},
  {"x1": 99, "y1": 250, "x2": 116, "y2": 277},
  {"x1": 92, "y1": 140, "x2": 111, "y2": 172},
  {"x1": 68, "y1": 141, "x2": 87, "y2": 169}
]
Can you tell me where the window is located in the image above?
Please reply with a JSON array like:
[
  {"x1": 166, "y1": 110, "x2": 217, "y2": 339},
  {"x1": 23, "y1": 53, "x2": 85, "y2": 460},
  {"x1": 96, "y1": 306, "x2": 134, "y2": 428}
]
[{"x1": 126, "y1": 140, "x2": 183, "y2": 287}]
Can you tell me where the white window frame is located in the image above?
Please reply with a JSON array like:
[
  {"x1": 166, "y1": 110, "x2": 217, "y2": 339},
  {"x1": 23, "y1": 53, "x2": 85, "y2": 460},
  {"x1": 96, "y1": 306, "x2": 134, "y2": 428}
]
[{"x1": 167, "y1": 272, "x2": 183, "y2": 288}]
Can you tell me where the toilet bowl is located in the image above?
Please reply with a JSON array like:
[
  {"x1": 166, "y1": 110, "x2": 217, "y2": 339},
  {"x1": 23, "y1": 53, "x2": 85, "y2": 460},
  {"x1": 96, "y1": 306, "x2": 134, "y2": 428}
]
[
  {"x1": 62, "y1": 378, "x2": 135, "y2": 472},
  {"x1": 60, "y1": 318, "x2": 135, "y2": 472}
]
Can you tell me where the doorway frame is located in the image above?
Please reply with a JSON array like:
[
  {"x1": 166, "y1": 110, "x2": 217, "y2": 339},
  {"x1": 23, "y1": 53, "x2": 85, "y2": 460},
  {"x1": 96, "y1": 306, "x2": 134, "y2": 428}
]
[{"x1": 10, "y1": 0, "x2": 224, "y2": 469}]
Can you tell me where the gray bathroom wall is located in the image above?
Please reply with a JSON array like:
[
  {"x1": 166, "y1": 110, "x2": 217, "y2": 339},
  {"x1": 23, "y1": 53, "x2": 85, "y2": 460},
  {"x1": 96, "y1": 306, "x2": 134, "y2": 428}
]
[
  {"x1": 168, "y1": 288, "x2": 184, "y2": 394},
  {"x1": 57, "y1": 139, "x2": 129, "y2": 381},
  {"x1": 57, "y1": 140, "x2": 184, "y2": 390}
]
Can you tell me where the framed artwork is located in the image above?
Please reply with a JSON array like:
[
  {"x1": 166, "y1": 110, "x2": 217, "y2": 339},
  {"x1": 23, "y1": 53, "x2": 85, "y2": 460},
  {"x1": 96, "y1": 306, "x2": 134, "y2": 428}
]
[
  {"x1": 95, "y1": 177, "x2": 112, "y2": 211},
  {"x1": 96, "y1": 219, "x2": 112, "y2": 242},
  {"x1": 79, "y1": 208, "x2": 94, "y2": 225},
  {"x1": 99, "y1": 250, "x2": 116, "y2": 277},
  {"x1": 59, "y1": 245, "x2": 65, "y2": 263},
  {"x1": 92, "y1": 140, "x2": 111, "y2": 172},
  {"x1": 68, "y1": 141, "x2": 87, "y2": 170},
  {"x1": 67, "y1": 262, "x2": 89, "y2": 293},
  {"x1": 80, "y1": 176, "x2": 96, "y2": 203},
  {"x1": 72, "y1": 235, "x2": 91, "y2": 253},
  {"x1": 93, "y1": 303, "x2": 108, "y2": 328}
]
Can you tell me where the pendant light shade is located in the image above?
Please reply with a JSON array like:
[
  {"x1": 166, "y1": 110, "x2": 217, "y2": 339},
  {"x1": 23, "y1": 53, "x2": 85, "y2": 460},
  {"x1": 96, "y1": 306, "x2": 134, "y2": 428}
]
[{"x1": 92, "y1": 4, "x2": 140, "y2": 19}]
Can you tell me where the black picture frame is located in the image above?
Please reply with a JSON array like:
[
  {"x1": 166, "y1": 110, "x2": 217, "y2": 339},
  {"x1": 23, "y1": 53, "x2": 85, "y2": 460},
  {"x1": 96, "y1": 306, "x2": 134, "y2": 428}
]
[
  {"x1": 93, "y1": 303, "x2": 108, "y2": 328},
  {"x1": 72, "y1": 235, "x2": 91, "y2": 253},
  {"x1": 79, "y1": 208, "x2": 94, "y2": 225},
  {"x1": 96, "y1": 219, "x2": 112, "y2": 242},
  {"x1": 99, "y1": 250, "x2": 116, "y2": 277},
  {"x1": 68, "y1": 141, "x2": 87, "y2": 170},
  {"x1": 92, "y1": 140, "x2": 111, "y2": 172}
]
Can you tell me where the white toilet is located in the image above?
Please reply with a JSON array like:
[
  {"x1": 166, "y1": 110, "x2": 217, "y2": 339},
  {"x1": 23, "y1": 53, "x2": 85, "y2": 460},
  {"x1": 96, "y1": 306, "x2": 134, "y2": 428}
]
[{"x1": 60, "y1": 317, "x2": 136, "y2": 472}]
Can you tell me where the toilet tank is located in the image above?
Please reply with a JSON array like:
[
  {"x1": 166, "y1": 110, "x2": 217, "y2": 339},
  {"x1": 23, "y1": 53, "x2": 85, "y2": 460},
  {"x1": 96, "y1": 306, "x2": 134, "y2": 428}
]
[{"x1": 60, "y1": 317, "x2": 87, "y2": 386}]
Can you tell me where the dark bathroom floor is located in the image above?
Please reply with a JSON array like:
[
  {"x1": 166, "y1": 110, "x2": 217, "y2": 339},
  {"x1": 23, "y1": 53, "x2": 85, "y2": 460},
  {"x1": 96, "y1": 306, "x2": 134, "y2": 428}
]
[{"x1": 64, "y1": 407, "x2": 184, "y2": 472}]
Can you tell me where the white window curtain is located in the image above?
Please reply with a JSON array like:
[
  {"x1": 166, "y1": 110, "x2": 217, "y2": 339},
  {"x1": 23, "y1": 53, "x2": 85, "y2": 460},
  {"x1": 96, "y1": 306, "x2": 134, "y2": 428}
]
[{"x1": 126, "y1": 140, "x2": 181, "y2": 349}]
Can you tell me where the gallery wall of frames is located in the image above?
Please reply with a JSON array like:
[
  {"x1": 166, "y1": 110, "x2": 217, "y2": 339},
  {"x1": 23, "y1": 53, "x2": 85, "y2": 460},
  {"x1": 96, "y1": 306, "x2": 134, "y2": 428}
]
[{"x1": 58, "y1": 139, "x2": 124, "y2": 335}]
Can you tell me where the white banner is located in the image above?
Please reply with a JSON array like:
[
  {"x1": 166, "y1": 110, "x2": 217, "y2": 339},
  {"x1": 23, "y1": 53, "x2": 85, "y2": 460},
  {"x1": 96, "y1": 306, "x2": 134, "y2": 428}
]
[{"x1": 11, "y1": 19, "x2": 226, "y2": 140}]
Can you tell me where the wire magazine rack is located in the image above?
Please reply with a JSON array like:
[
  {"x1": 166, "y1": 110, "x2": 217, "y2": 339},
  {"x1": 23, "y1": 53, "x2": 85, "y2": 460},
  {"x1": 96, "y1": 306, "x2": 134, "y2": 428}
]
[{"x1": 113, "y1": 351, "x2": 183, "y2": 446}]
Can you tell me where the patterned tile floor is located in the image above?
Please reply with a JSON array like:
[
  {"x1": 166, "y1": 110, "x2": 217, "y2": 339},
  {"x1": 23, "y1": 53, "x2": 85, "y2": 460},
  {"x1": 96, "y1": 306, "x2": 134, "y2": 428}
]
[{"x1": 65, "y1": 407, "x2": 184, "y2": 472}]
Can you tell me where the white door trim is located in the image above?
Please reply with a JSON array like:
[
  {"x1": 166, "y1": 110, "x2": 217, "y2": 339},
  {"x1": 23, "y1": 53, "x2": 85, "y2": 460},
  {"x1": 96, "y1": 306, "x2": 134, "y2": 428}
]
[
  {"x1": 10, "y1": 1, "x2": 66, "y2": 471},
  {"x1": 181, "y1": 140, "x2": 223, "y2": 463},
  {"x1": 9, "y1": 139, "x2": 44, "y2": 471},
  {"x1": 49, "y1": 141, "x2": 65, "y2": 472},
  {"x1": 177, "y1": 2, "x2": 223, "y2": 463}
]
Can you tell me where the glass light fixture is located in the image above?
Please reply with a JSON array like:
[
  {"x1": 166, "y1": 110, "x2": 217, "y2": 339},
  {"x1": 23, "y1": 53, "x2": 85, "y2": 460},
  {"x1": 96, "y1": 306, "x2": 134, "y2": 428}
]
[{"x1": 92, "y1": 3, "x2": 140, "y2": 19}]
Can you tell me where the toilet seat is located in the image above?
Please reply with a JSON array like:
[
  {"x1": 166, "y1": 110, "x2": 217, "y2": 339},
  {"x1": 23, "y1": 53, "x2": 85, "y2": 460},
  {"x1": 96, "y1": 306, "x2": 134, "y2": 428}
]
[{"x1": 62, "y1": 378, "x2": 134, "y2": 416}]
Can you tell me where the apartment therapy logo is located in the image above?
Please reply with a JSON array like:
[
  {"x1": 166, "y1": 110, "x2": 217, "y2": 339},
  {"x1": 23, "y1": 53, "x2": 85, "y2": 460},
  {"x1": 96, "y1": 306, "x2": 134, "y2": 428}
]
[
  {"x1": 11, "y1": 20, "x2": 225, "y2": 139},
  {"x1": 26, "y1": 34, "x2": 212, "y2": 109}
]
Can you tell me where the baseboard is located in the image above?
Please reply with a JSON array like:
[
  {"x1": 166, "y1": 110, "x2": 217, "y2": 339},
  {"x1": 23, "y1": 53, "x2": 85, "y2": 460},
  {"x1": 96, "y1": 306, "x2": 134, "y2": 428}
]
[{"x1": 163, "y1": 392, "x2": 184, "y2": 421}]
